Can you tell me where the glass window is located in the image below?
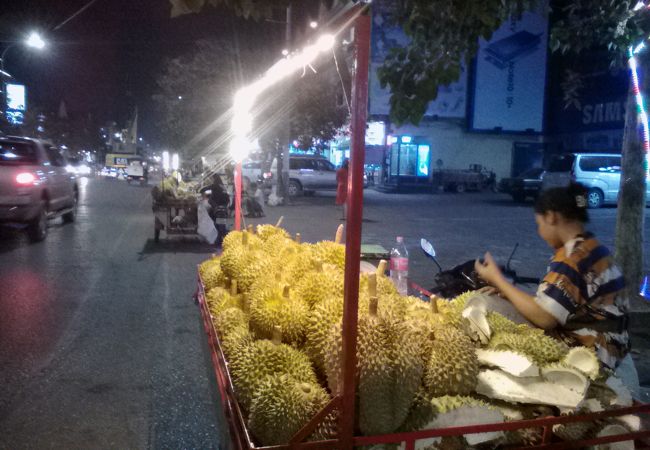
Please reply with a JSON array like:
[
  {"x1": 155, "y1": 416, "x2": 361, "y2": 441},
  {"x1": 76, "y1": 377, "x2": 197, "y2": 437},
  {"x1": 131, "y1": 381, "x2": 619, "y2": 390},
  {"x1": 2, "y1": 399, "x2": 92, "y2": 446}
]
[
  {"x1": 548, "y1": 154, "x2": 575, "y2": 172},
  {"x1": 46, "y1": 146, "x2": 65, "y2": 167},
  {"x1": 0, "y1": 141, "x2": 38, "y2": 165},
  {"x1": 290, "y1": 159, "x2": 315, "y2": 170},
  {"x1": 390, "y1": 144, "x2": 399, "y2": 176},
  {"x1": 317, "y1": 160, "x2": 335, "y2": 171},
  {"x1": 398, "y1": 144, "x2": 417, "y2": 176},
  {"x1": 520, "y1": 168, "x2": 544, "y2": 178},
  {"x1": 579, "y1": 156, "x2": 621, "y2": 173}
]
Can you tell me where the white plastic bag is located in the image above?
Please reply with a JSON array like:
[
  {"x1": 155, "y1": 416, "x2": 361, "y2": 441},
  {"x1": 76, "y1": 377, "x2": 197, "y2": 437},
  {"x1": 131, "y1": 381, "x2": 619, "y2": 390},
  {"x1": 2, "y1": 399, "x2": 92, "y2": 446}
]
[{"x1": 197, "y1": 200, "x2": 218, "y2": 244}]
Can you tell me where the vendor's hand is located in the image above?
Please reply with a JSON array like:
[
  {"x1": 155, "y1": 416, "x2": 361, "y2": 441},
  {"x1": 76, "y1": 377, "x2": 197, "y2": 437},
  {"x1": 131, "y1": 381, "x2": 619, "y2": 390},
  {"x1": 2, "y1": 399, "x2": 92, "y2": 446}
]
[
  {"x1": 474, "y1": 252, "x2": 504, "y2": 286},
  {"x1": 477, "y1": 285, "x2": 501, "y2": 297}
]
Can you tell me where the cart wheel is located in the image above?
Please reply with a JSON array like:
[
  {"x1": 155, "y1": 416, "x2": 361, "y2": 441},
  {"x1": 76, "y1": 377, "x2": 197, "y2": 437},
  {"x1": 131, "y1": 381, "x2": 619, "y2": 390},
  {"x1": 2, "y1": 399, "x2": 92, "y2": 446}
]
[{"x1": 154, "y1": 228, "x2": 160, "y2": 243}]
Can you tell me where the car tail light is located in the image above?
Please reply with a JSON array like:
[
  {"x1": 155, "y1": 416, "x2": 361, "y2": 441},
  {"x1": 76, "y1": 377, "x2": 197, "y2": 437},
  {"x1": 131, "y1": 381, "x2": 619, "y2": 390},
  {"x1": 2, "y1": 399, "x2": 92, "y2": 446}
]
[
  {"x1": 263, "y1": 172, "x2": 273, "y2": 179},
  {"x1": 16, "y1": 172, "x2": 36, "y2": 185}
]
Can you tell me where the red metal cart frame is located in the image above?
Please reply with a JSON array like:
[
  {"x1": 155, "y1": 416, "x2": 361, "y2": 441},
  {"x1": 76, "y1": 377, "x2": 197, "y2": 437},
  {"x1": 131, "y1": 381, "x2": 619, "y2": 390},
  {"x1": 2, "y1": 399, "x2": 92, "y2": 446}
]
[{"x1": 195, "y1": 4, "x2": 650, "y2": 449}]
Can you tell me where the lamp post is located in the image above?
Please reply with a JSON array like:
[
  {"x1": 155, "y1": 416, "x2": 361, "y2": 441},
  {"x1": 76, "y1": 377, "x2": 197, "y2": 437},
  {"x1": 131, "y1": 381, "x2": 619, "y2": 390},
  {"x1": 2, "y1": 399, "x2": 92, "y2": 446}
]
[{"x1": 0, "y1": 31, "x2": 46, "y2": 75}]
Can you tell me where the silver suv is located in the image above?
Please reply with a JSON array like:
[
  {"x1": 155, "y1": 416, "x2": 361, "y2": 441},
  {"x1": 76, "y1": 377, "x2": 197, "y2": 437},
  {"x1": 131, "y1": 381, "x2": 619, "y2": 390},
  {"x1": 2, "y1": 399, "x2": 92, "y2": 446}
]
[
  {"x1": 0, "y1": 137, "x2": 78, "y2": 241},
  {"x1": 271, "y1": 155, "x2": 338, "y2": 197},
  {"x1": 542, "y1": 152, "x2": 650, "y2": 208}
]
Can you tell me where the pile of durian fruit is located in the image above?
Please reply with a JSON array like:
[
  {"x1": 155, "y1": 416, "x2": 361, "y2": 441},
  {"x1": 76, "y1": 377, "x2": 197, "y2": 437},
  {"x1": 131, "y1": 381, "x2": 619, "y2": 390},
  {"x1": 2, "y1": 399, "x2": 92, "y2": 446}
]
[{"x1": 198, "y1": 224, "x2": 638, "y2": 449}]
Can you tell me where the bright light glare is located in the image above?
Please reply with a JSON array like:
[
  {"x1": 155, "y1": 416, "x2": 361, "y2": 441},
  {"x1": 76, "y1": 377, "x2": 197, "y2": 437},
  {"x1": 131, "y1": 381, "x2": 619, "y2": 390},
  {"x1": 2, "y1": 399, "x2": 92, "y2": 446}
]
[
  {"x1": 171, "y1": 153, "x2": 180, "y2": 171},
  {"x1": 282, "y1": 49, "x2": 289, "y2": 56},
  {"x1": 229, "y1": 31, "x2": 337, "y2": 163},
  {"x1": 162, "y1": 151, "x2": 170, "y2": 171},
  {"x1": 310, "y1": 21, "x2": 318, "y2": 29},
  {"x1": 16, "y1": 172, "x2": 35, "y2": 184},
  {"x1": 230, "y1": 136, "x2": 255, "y2": 162},
  {"x1": 634, "y1": 1, "x2": 646, "y2": 11},
  {"x1": 316, "y1": 34, "x2": 335, "y2": 52},
  {"x1": 26, "y1": 32, "x2": 45, "y2": 50},
  {"x1": 232, "y1": 112, "x2": 253, "y2": 136}
]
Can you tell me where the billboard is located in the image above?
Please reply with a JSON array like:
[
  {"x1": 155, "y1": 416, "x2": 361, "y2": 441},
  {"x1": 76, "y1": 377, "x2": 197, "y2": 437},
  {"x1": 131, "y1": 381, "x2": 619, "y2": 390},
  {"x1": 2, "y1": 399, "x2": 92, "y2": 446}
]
[
  {"x1": 369, "y1": 0, "x2": 467, "y2": 118},
  {"x1": 5, "y1": 83, "x2": 26, "y2": 125},
  {"x1": 470, "y1": 2, "x2": 548, "y2": 132}
]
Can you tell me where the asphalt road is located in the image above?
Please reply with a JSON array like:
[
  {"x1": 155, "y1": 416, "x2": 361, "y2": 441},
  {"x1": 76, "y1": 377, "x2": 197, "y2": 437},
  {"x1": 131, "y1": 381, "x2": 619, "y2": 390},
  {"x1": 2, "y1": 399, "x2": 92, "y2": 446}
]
[
  {"x1": 1, "y1": 179, "x2": 649, "y2": 449},
  {"x1": 0, "y1": 176, "x2": 226, "y2": 449}
]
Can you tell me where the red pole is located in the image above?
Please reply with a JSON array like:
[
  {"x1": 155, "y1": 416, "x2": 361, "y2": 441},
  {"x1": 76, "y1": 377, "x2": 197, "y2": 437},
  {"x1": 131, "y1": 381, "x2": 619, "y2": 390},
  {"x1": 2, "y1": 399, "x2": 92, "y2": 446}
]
[
  {"x1": 339, "y1": 12, "x2": 371, "y2": 450},
  {"x1": 234, "y1": 161, "x2": 242, "y2": 231}
]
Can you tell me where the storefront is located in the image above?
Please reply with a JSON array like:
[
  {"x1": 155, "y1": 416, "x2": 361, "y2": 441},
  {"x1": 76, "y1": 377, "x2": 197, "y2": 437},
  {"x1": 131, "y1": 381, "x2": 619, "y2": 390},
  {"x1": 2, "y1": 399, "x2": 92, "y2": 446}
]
[{"x1": 384, "y1": 135, "x2": 432, "y2": 186}]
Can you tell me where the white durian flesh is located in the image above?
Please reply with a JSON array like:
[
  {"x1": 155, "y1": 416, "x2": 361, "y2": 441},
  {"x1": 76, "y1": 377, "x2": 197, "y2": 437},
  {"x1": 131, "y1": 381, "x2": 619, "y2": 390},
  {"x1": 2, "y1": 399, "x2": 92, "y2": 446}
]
[
  {"x1": 476, "y1": 369, "x2": 585, "y2": 408},
  {"x1": 476, "y1": 349, "x2": 540, "y2": 377},
  {"x1": 563, "y1": 346, "x2": 600, "y2": 380}
]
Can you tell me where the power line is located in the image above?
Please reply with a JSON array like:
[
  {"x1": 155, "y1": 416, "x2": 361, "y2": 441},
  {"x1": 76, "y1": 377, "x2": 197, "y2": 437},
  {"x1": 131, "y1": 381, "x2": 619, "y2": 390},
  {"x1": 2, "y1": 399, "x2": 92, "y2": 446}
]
[{"x1": 53, "y1": 0, "x2": 102, "y2": 31}]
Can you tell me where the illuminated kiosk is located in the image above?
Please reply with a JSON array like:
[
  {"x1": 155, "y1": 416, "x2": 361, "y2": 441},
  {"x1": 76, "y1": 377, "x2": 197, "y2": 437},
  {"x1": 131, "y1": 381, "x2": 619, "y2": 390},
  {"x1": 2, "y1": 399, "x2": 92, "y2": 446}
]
[{"x1": 384, "y1": 134, "x2": 432, "y2": 190}]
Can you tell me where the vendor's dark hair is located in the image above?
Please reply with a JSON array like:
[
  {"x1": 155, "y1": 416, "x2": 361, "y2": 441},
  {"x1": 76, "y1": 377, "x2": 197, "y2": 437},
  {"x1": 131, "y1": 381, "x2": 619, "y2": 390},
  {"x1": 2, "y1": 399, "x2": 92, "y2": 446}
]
[{"x1": 534, "y1": 182, "x2": 589, "y2": 223}]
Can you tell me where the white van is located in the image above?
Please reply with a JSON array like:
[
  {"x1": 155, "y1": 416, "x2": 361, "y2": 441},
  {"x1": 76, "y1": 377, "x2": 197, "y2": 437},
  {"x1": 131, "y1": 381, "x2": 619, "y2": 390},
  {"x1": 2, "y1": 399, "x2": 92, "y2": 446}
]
[{"x1": 542, "y1": 153, "x2": 650, "y2": 208}]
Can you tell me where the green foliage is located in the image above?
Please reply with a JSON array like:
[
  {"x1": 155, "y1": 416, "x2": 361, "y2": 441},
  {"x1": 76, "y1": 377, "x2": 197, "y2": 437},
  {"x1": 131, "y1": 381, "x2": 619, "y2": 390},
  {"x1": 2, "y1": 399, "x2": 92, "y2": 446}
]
[
  {"x1": 377, "y1": 0, "x2": 537, "y2": 125},
  {"x1": 549, "y1": 0, "x2": 650, "y2": 64}
]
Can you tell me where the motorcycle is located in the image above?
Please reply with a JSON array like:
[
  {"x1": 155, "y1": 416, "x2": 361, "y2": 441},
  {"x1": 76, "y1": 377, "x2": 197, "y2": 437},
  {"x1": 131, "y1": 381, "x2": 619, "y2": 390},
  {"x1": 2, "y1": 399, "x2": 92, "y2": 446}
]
[{"x1": 418, "y1": 239, "x2": 539, "y2": 299}]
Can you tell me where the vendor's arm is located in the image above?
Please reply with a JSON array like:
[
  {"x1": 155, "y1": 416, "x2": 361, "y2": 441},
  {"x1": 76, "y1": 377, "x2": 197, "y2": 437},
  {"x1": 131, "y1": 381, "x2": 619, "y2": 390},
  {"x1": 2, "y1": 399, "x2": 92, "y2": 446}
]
[{"x1": 475, "y1": 252, "x2": 558, "y2": 330}]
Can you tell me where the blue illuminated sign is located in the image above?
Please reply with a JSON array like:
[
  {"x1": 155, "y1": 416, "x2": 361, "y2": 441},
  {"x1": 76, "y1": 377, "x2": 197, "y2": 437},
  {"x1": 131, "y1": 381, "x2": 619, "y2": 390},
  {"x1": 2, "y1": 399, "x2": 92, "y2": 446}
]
[
  {"x1": 417, "y1": 145, "x2": 430, "y2": 177},
  {"x1": 5, "y1": 83, "x2": 26, "y2": 125}
]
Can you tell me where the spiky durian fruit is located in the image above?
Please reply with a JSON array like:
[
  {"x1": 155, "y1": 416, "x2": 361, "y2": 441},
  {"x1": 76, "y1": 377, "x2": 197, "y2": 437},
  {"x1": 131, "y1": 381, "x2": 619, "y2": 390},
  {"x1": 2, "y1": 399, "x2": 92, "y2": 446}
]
[
  {"x1": 311, "y1": 241, "x2": 346, "y2": 270},
  {"x1": 399, "y1": 388, "x2": 437, "y2": 432},
  {"x1": 220, "y1": 327, "x2": 253, "y2": 362},
  {"x1": 249, "y1": 284, "x2": 308, "y2": 346},
  {"x1": 206, "y1": 287, "x2": 244, "y2": 317},
  {"x1": 324, "y1": 299, "x2": 423, "y2": 435},
  {"x1": 275, "y1": 245, "x2": 322, "y2": 284},
  {"x1": 219, "y1": 245, "x2": 246, "y2": 281},
  {"x1": 563, "y1": 346, "x2": 600, "y2": 380},
  {"x1": 552, "y1": 410, "x2": 595, "y2": 442},
  {"x1": 248, "y1": 374, "x2": 331, "y2": 446},
  {"x1": 294, "y1": 265, "x2": 344, "y2": 308},
  {"x1": 438, "y1": 291, "x2": 478, "y2": 328},
  {"x1": 229, "y1": 339, "x2": 318, "y2": 412},
  {"x1": 424, "y1": 327, "x2": 479, "y2": 397},
  {"x1": 486, "y1": 311, "x2": 521, "y2": 334},
  {"x1": 359, "y1": 272, "x2": 398, "y2": 298},
  {"x1": 213, "y1": 306, "x2": 248, "y2": 338},
  {"x1": 199, "y1": 257, "x2": 225, "y2": 290},
  {"x1": 237, "y1": 250, "x2": 275, "y2": 293},
  {"x1": 305, "y1": 296, "x2": 344, "y2": 372},
  {"x1": 256, "y1": 224, "x2": 290, "y2": 241},
  {"x1": 488, "y1": 331, "x2": 568, "y2": 366}
]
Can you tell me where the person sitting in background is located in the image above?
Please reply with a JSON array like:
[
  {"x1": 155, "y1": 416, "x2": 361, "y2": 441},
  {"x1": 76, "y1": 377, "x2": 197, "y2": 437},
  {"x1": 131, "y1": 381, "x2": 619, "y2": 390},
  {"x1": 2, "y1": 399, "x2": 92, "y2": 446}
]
[
  {"x1": 245, "y1": 182, "x2": 265, "y2": 218},
  {"x1": 200, "y1": 174, "x2": 230, "y2": 247}
]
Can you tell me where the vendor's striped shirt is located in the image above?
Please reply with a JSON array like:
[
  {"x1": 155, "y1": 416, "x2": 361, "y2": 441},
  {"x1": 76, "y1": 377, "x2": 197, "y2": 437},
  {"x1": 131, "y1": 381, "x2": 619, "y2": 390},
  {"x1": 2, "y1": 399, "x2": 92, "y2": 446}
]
[{"x1": 535, "y1": 233, "x2": 629, "y2": 369}]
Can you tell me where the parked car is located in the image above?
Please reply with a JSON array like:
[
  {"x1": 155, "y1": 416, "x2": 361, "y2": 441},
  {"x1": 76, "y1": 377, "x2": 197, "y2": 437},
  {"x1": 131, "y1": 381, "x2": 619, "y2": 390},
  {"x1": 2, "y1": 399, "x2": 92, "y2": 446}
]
[
  {"x1": 270, "y1": 155, "x2": 338, "y2": 197},
  {"x1": 0, "y1": 136, "x2": 78, "y2": 241},
  {"x1": 500, "y1": 167, "x2": 545, "y2": 202},
  {"x1": 542, "y1": 152, "x2": 650, "y2": 208},
  {"x1": 241, "y1": 160, "x2": 263, "y2": 184}
]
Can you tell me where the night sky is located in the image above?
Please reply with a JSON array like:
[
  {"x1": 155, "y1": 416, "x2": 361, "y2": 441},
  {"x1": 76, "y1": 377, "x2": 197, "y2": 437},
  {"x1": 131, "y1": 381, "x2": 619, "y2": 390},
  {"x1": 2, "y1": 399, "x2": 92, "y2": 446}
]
[{"x1": 0, "y1": 0, "x2": 292, "y2": 144}]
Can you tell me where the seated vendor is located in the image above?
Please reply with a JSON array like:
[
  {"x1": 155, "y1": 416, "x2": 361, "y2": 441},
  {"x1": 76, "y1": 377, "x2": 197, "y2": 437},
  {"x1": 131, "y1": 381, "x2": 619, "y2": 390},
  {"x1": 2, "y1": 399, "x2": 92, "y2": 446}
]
[{"x1": 474, "y1": 183, "x2": 638, "y2": 392}]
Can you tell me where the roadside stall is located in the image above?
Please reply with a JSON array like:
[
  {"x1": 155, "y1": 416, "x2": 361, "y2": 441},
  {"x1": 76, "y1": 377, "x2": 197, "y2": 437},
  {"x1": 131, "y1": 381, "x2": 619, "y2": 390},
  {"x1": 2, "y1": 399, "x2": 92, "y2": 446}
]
[
  {"x1": 151, "y1": 175, "x2": 202, "y2": 242},
  {"x1": 193, "y1": 4, "x2": 650, "y2": 450}
]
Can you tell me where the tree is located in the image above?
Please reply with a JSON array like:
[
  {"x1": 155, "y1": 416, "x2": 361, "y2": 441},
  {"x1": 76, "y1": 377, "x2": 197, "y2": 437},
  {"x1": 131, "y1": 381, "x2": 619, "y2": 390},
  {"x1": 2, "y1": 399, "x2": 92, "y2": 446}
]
[
  {"x1": 153, "y1": 38, "x2": 347, "y2": 166},
  {"x1": 550, "y1": 1, "x2": 649, "y2": 305}
]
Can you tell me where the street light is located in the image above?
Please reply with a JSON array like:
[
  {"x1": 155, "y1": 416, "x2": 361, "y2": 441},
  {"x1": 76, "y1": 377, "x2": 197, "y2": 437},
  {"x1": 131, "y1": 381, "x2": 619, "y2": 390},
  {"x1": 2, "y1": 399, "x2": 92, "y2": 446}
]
[
  {"x1": 25, "y1": 32, "x2": 46, "y2": 50},
  {"x1": 1, "y1": 31, "x2": 47, "y2": 74}
]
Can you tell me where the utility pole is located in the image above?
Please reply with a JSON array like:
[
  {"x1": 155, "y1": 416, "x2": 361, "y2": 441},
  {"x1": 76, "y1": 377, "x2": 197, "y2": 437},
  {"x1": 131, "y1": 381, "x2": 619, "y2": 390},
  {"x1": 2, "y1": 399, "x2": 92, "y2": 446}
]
[{"x1": 281, "y1": 4, "x2": 293, "y2": 202}]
